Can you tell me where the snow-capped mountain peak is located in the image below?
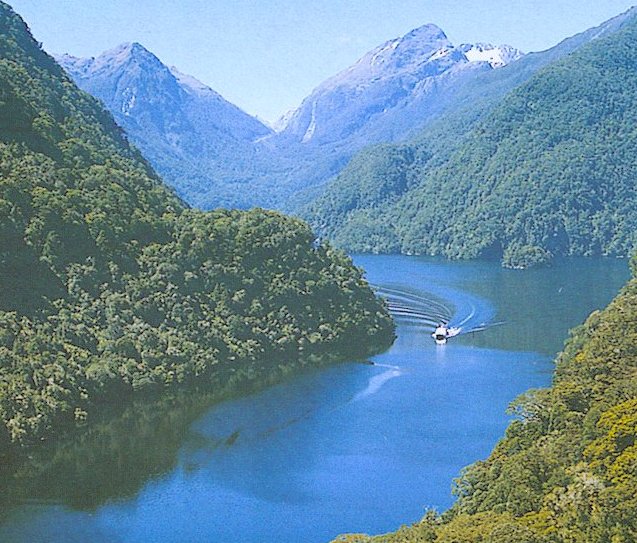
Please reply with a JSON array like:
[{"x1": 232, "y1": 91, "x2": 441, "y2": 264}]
[
  {"x1": 402, "y1": 23, "x2": 449, "y2": 44},
  {"x1": 375, "y1": 23, "x2": 452, "y2": 71},
  {"x1": 276, "y1": 24, "x2": 522, "y2": 141},
  {"x1": 56, "y1": 42, "x2": 167, "y2": 82}
]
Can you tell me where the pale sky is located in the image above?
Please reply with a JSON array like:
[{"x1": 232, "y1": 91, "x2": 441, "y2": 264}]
[{"x1": 8, "y1": 0, "x2": 637, "y2": 123}]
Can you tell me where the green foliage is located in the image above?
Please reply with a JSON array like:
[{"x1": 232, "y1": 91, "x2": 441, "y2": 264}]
[
  {"x1": 334, "y1": 255, "x2": 637, "y2": 542},
  {"x1": 502, "y1": 244, "x2": 552, "y2": 269},
  {"x1": 0, "y1": 3, "x2": 394, "y2": 454},
  {"x1": 310, "y1": 15, "x2": 637, "y2": 266},
  {"x1": 306, "y1": 144, "x2": 421, "y2": 239}
]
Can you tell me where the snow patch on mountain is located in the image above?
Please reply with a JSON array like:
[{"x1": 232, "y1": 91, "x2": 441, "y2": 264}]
[
  {"x1": 302, "y1": 100, "x2": 319, "y2": 143},
  {"x1": 460, "y1": 43, "x2": 524, "y2": 68},
  {"x1": 428, "y1": 47, "x2": 454, "y2": 62},
  {"x1": 121, "y1": 88, "x2": 136, "y2": 115},
  {"x1": 370, "y1": 38, "x2": 401, "y2": 67}
]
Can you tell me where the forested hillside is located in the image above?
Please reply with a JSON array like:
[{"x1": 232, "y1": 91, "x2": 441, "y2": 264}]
[
  {"x1": 308, "y1": 9, "x2": 637, "y2": 268},
  {"x1": 0, "y1": 2, "x2": 394, "y2": 455},
  {"x1": 334, "y1": 256, "x2": 637, "y2": 543}
]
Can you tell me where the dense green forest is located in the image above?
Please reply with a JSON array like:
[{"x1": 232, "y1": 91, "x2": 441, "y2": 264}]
[
  {"x1": 308, "y1": 13, "x2": 637, "y2": 268},
  {"x1": 334, "y1": 255, "x2": 637, "y2": 542},
  {"x1": 0, "y1": 3, "x2": 394, "y2": 455}
]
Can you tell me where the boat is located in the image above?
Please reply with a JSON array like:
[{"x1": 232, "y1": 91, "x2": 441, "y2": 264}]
[
  {"x1": 432, "y1": 324, "x2": 461, "y2": 344},
  {"x1": 432, "y1": 325, "x2": 449, "y2": 345}
]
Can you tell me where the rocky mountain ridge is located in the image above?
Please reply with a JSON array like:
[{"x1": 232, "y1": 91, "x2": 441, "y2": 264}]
[{"x1": 274, "y1": 24, "x2": 523, "y2": 145}]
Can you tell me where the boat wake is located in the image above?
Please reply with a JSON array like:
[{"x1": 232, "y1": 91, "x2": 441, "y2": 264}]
[
  {"x1": 373, "y1": 283, "x2": 500, "y2": 339},
  {"x1": 375, "y1": 285, "x2": 453, "y2": 328}
]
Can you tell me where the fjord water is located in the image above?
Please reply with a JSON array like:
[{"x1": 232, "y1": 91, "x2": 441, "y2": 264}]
[{"x1": 0, "y1": 256, "x2": 629, "y2": 543}]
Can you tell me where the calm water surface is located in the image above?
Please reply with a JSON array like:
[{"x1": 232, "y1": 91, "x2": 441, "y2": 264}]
[{"x1": 0, "y1": 256, "x2": 629, "y2": 543}]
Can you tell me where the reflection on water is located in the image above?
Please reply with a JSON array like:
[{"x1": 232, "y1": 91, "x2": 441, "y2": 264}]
[
  {"x1": 0, "y1": 366, "x2": 333, "y2": 513},
  {"x1": 0, "y1": 256, "x2": 630, "y2": 543},
  {"x1": 0, "y1": 391, "x2": 215, "y2": 512},
  {"x1": 448, "y1": 257, "x2": 631, "y2": 355},
  {"x1": 353, "y1": 366, "x2": 404, "y2": 402}
]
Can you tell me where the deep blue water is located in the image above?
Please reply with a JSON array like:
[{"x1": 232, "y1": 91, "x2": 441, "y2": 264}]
[{"x1": 0, "y1": 256, "x2": 629, "y2": 543}]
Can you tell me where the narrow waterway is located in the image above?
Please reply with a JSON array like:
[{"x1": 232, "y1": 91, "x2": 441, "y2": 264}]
[{"x1": 0, "y1": 256, "x2": 629, "y2": 543}]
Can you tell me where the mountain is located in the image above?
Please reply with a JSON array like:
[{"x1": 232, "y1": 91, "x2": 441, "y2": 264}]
[
  {"x1": 55, "y1": 9, "x2": 637, "y2": 222},
  {"x1": 267, "y1": 26, "x2": 523, "y2": 208},
  {"x1": 57, "y1": 43, "x2": 276, "y2": 208},
  {"x1": 458, "y1": 42, "x2": 524, "y2": 67},
  {"x1": 58, "y1": 43, "x2": 270, "y2": 142},
  {"x1": 306, "y1": 7, "x2": 637, "y2": 267},
  {"x1": 275, "y1": 25, "x2": 522, "y2": 148},
  {"x1": 0, "y1": 2, "x2": 393, "y2": 454},
  {"x1": 58, "y1": 28, "x2": 523, "y2": 211}
]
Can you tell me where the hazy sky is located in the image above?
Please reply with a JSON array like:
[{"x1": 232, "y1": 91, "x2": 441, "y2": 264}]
[{"x1": 8, "y1": 0, "x2": 637, "y2": 123}]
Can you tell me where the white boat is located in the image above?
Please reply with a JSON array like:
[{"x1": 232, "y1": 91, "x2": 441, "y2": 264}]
[{"x1": 432, "y1": 324, "x2": 461, "y2": 345}]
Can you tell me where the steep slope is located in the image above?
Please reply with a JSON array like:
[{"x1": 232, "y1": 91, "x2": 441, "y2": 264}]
[
  {"x1": 0, "y1": 2, "x2": 394, "y2": 455},
  {"x1": 334, "y1": 258, "x2": 637, "y2": 543},
  {"x1": 57, "y1": 43, "x2": 276, "y2": 208},
  {"x1": 309, "y1": 7, "x2": 637, "y2": 267}
]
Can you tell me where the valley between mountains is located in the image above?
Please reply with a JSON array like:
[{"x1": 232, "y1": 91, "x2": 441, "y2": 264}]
[
  {"x1": 57, "y1": 8, "x2": 637, "y2": 269},
  {"x1": 2, "y1": 2, "x2": 637, "y2": 542}
]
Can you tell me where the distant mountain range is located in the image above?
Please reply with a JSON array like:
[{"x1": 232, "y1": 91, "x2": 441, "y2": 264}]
[
  {"x1": 274, "y1": 25, "x2": 523, "y2": 147},
  {"x1": 56, "y1": 7, "x2": 637, "y2": 267},
  {"x1": 305, "y1": 7, "x2": 637, "y2": 267},
  {"x1": 57, "y1": 26, "x2": 524, "y2": 210}
]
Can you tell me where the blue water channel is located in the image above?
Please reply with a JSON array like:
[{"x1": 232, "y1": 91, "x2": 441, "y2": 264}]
[{"x1": 0, "y1": 256, "x2": 629, "y2": 542}]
